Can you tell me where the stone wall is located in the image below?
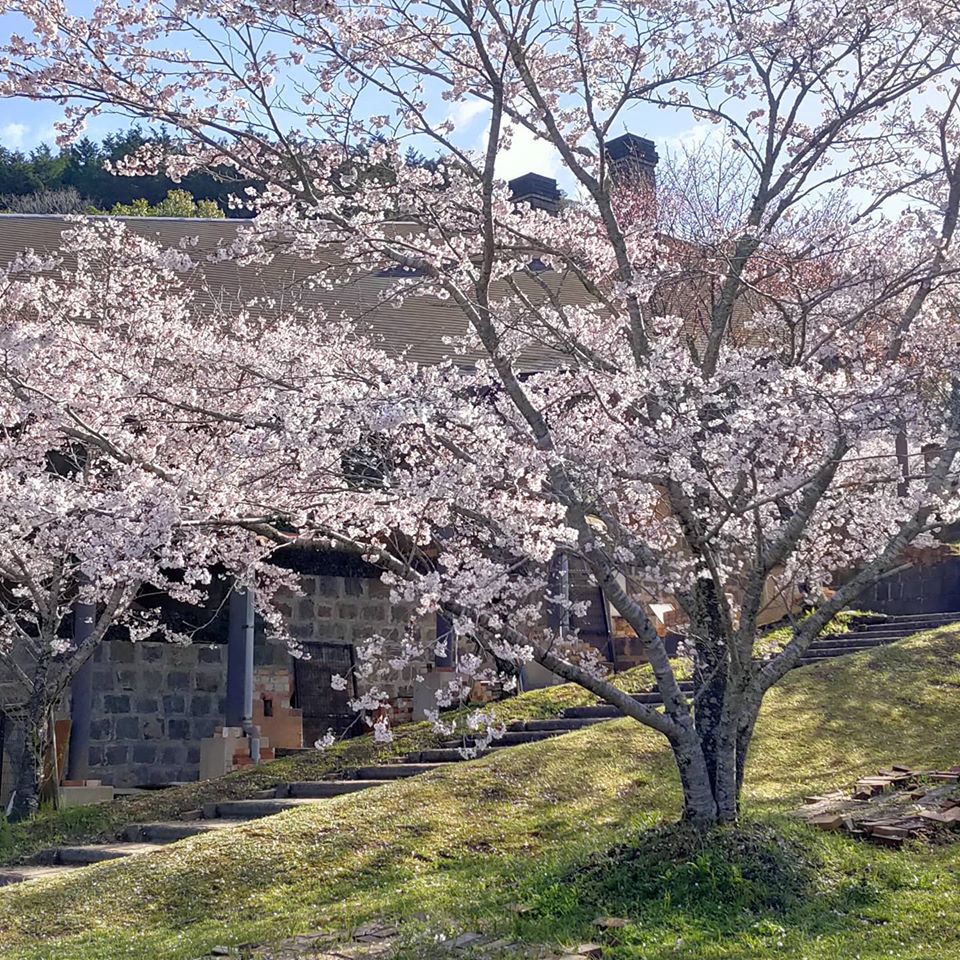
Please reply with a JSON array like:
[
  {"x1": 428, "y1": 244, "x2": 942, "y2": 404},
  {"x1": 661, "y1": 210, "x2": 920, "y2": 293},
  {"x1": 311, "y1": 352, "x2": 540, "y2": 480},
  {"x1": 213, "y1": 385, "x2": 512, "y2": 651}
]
[
  {"x1": 0, "y1": 720, "x2": 15, "y2": 811},
  {"x1": 12, "y1": 566, "x2": 433, "y2": 790},
  {"x1": 857, "y1": 556, "x2": 960, "y2": 615},
  {"x1": 77, "y1": 571, "x2": 430, "y2": 785},
  {"x1": 86, "y1": 639, "x2": 229, "y2": 786},
  {"x1": 277, "y1": 573, "x2": 436, "y2": 725},
  {"x1": 83, "y1": 632, "x2": 302, "y2": 786}
]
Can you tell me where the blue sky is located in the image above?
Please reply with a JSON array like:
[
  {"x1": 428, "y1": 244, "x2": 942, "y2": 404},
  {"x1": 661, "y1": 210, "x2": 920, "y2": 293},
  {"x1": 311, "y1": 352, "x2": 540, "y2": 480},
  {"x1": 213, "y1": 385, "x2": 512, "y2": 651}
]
[
  {"x1": 0, "y1": 5, "x2": 104, "y2": 152},
  {"x1": 0, "y1": 3, "x2": 705, "y2": 194}
]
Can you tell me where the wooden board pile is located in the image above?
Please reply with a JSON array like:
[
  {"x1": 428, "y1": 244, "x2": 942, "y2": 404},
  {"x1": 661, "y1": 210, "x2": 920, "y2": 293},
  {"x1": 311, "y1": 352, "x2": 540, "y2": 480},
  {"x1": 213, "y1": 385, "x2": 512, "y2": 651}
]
[{"x1": 800, "y1": 764, "x2": 960, "y2": 847}]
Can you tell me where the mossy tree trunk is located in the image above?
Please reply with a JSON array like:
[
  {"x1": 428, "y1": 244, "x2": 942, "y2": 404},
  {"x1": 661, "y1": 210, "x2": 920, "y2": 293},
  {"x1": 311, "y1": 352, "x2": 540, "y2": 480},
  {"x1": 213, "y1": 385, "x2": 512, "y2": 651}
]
[{"x1": 8, "y1": 687, "x2": 46, "y2": 823}]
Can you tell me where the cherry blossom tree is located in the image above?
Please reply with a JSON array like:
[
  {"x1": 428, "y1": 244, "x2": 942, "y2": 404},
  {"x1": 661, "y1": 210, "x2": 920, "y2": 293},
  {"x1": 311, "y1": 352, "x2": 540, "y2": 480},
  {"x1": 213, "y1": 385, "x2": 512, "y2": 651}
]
[
  {"x1": 4, "y1": 0, "x2": 960, "y2": 825},
  {"x1": 0, "y1": 227, "x2": 271, "y2": 820}
]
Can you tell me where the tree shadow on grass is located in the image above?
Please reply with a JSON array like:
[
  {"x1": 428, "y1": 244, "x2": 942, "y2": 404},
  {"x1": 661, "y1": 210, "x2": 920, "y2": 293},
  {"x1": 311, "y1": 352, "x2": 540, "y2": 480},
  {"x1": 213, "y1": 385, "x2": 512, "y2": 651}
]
[
  {"x1": 3, "y1": 630, "x2": 959, "y2": 959},
  {"x1": 745, "y1": 626, "x2": 960, "y2": 811},
  {"x1": 506, "y1": 818, "x2": 903, "y2": 960}
]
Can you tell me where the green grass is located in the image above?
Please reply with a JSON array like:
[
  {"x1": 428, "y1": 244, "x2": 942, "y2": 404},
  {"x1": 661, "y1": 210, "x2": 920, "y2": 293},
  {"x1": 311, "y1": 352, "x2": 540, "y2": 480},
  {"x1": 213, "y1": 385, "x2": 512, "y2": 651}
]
[
  {"x1": 753, "y1": 608, "x2": 871, "y2": 657},
  {"x1": 0, "y1": 658, "x2": 680, "y2": 868},
  {"x1": 0, "y1": 625, "x2": 959, "y2": 960},
  {"x1": 0, "y1": 719, "x2": 445, "y2": 867}
]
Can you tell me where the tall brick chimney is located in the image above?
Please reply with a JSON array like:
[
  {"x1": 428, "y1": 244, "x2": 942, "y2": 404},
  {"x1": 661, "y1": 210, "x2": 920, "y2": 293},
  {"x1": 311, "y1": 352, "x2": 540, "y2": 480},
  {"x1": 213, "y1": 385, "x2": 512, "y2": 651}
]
[{"x1": 605, "y1": 133, "x2": 659, "y2": 195}]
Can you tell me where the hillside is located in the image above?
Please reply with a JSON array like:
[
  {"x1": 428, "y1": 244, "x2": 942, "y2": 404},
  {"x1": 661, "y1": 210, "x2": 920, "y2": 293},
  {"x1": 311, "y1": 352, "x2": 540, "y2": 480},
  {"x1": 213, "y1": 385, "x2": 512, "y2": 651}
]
[{"x1": 0, "y1": 626, "x2": 958, "y2": 960}]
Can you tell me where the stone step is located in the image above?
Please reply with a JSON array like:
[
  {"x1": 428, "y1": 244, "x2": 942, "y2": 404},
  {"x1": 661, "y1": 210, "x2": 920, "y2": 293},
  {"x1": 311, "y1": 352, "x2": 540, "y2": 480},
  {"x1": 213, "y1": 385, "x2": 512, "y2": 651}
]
[
  {"x1": 508, "y1": 717, "x2": 610, "y2": 732},
  {"x1": 799, "y1": 650, "x2": 871, "y2": 663},
  {"x1": 812, "y1": 640, "x2": 905, "y2": 653},
  {"x1": 812, "y1": 634, "x2": 891, "y2": 646},
  {"x1": 281, "y1": 779, "x2": 391, "y2": 799},
  {"x1": 813, "y1": 634, "x2": 890, "y2": 645},
  {"x1": 883, "y1": 611, "x2": 960, "y2": 621},
  {"x1": 842, "y1": 629, "x2": 934, "y2": 640},
  {"x1": 831, "y1": 632, "x2": 886, "y2": 640},
  {"x1": 353, "y1": 763, "x2": 445, "y2": 780},
  {"x1": 480, "y1": 730, "x2": 562, "y2": 746},
  {"x1": 123, "y1": 820, "x2": 234, "y2": 843},
  {"x1": 807, "y1": 639, "x2": 889, "y2": 652},
  {"x1": 802, "y1": 649, "x2": 876, "y2": 661},
  {"x1": 849, "y1": 623, "x2": 923, "y2": 632},
  {"x1": 415, "y1": 748, "x2": 481, "y2": 763},
  {"x1": 634, "y1": 693, "x2": 666, "y2": 705},
  {"x1": 563, "y1": 704, "x2": 628, "y2": 719},
  {"x1": 853, "y1": 618, "x2": 960, "y2": 632},
  {"x1": 0, "y1": 864, "x2": 78, "y2": 887},
  {"x1": 207, "y1": 797, "x2": 325, "y2": 820},
  {"x1": 811, "y1": 641, "x2": 890, "y2": 652},
  {"x1": 54, "y1": 842, "x2": 163, "y2": 865},
  {"x1": 819, "y1": 630, "x2": 899, "y2": 642}
]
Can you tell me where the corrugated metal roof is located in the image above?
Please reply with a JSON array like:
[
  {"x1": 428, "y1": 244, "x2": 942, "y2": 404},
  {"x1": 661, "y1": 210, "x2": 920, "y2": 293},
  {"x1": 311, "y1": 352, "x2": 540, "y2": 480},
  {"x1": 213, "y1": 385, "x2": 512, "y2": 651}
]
[{"x1": 0, "y1": 214, "x2": 594, "y2": 370}]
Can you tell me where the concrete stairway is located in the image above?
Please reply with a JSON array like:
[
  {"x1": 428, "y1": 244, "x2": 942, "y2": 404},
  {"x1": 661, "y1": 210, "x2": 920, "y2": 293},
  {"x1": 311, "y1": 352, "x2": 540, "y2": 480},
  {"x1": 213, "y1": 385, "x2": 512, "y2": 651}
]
[
  {"x1": 798, "y1": 611, "x2": 960, "y2": 664},
  {"x1": 2, "y1": 610, "x2": 957, "y2": 887}
]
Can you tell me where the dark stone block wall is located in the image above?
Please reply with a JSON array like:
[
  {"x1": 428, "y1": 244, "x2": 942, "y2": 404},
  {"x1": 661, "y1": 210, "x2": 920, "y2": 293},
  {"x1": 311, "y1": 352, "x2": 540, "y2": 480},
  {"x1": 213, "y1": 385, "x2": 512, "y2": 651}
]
[
  {"x1": 73, "y1": 569, "x2": 432, "y2": 787},
  {"x1": 276, "y1": 573, "x2": 435, "y2": 725},
  {"x1": 856, "y1": 556, "x2": 960, "y2": 615},
  {"x1": 87, "y1": 640, "x2": 228, "y2": 786}
]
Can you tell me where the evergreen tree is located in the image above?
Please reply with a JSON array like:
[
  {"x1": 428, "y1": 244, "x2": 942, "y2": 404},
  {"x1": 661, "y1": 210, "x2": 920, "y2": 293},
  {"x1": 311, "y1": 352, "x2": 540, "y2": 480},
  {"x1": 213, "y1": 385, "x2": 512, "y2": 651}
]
[{"x1": 0, "y1": 127, "x2": 250, "y2": 216}]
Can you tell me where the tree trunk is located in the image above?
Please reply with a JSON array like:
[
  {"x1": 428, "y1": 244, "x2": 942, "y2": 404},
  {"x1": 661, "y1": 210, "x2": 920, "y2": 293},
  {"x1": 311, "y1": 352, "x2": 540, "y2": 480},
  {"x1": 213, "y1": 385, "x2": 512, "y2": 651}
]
[
  {"x1": 710, "y1": 729, "x2": 740, "y2": 823},
  {"x1": 673, "y1": 731, "x2": 719, "y2": 827},
  {"x1": 8, "y1": 693, "x2": 45, "y2": 823},
  {"x1": 672, "y1": 719, "x2": 741, "y2": 827},
  {"x1": 681, "y1": 579, "x2": 738, "y2": 824},
  {"x1": 673, "y1": 680, "x2": 763, "y2": 827},
  {"x1": 667, "y1": 608, "x2": 765, "y2": 827},
  {"x1": 734, "y1": 712, "x2": 758, "y2": 797},
  {"x1": 693, "y1": 640, "x2": 727, "y2": 796}
]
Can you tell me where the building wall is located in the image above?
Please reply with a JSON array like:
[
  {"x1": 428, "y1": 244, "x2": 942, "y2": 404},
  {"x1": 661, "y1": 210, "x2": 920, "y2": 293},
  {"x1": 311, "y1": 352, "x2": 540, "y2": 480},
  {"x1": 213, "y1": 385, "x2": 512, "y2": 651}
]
[
  {"x1": 73, "y1": 570, "x2": 430, "y2": 787},
  {"x1": 0, "y1": 719, "x2": 15, "y2": 811},
  {"x1": 857, "y1": 557, "x2": 960, "y2": 615},
  {"x1": 3, "y1": 565, "x2": 435, "y2": 792},
  {"x1": 85, "y1": 639, "x2": 228, "y2": 786},
  {"x1": 83, "y1": 629, "x2": 304, "y2": 787},
  {"x1": 253, "y1": 636, "x2": 304, "y2": 752},
  {"x1": 276, "y1": 572, "x2": 436, "y2": 726}
]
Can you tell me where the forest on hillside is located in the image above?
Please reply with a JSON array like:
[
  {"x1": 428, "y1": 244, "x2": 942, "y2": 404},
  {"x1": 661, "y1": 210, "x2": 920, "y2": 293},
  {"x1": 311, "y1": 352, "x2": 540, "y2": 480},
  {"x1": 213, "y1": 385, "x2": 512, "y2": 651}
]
[{"x1": 0, "y1": 127, "x2": 251, "y2": 216}]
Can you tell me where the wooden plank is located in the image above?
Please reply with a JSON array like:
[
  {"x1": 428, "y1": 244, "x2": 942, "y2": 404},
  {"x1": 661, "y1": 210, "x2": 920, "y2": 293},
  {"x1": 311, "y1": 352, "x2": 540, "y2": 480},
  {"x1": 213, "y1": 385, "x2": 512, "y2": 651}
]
[{"x1": 809, "y1": 814, "x2": 846, "y2": 831}]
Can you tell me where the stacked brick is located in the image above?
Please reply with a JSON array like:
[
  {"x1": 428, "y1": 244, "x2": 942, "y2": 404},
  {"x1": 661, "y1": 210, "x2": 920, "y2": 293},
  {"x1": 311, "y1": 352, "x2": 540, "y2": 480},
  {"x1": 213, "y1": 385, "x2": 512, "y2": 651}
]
[{"x1": 803, "y1": 764, "x2": 960, "y2": 846}]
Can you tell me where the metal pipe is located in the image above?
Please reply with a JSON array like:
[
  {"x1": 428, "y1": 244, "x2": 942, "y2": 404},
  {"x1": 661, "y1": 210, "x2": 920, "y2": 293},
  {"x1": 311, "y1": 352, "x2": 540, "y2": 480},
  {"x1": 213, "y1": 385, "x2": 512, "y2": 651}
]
[
  {"x1": 226, "y1": 586, "x2": 261, "y2": 764},
  {"x1": 226, "y1": 586, "x2": 255, "y2": 729},
  {"x1": 65, "y1": 602, "x2": 96, "y2": 782}
]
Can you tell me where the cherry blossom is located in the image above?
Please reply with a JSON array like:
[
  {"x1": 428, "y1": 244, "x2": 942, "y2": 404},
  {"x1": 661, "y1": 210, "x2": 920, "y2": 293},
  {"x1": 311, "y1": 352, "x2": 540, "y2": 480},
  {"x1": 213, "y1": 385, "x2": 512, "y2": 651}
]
[{"x1": 3, "y1": 0, "x2": 960, "y2": 825}]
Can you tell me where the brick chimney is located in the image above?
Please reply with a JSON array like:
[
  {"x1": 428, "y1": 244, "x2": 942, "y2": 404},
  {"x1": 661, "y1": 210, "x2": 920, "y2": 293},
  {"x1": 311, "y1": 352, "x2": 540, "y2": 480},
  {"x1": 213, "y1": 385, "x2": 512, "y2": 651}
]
[
  {"x1": 508, "y1": 172, "x2": 562, "y2": 213},
  {"x1": 605, "y1": 133, "x2": 659, "y2": 194}
]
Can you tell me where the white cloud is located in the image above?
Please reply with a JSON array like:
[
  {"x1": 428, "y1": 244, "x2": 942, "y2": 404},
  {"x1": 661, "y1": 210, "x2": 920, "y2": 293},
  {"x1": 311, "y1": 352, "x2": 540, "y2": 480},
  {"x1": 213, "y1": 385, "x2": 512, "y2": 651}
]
[
  {"x1": 657, "y1": 120, "x2": 715, "y2": 154},
  {"x1": 447, "y1": 97, "x2": 490, "y2": 132},
  {"x1": 492, "y1": 124, "x2": 563, "y2": 182},
  {"x1": 2, "y1": 122, "x2": 28, "y2": 149}
]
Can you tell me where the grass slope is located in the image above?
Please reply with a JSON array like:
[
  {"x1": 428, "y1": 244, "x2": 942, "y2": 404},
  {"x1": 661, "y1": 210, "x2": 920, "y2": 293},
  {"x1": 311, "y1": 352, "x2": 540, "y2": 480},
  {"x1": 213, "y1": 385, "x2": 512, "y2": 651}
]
[
  {"x1": 0, "y1": 612, "x2": 863, "y2": 866},
  {"x1": 0, "y1": 658, "x2": 672, "y2": 868},
  {"x1": 0, "y1": 626, "x2": 958, "y2": 960}
]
